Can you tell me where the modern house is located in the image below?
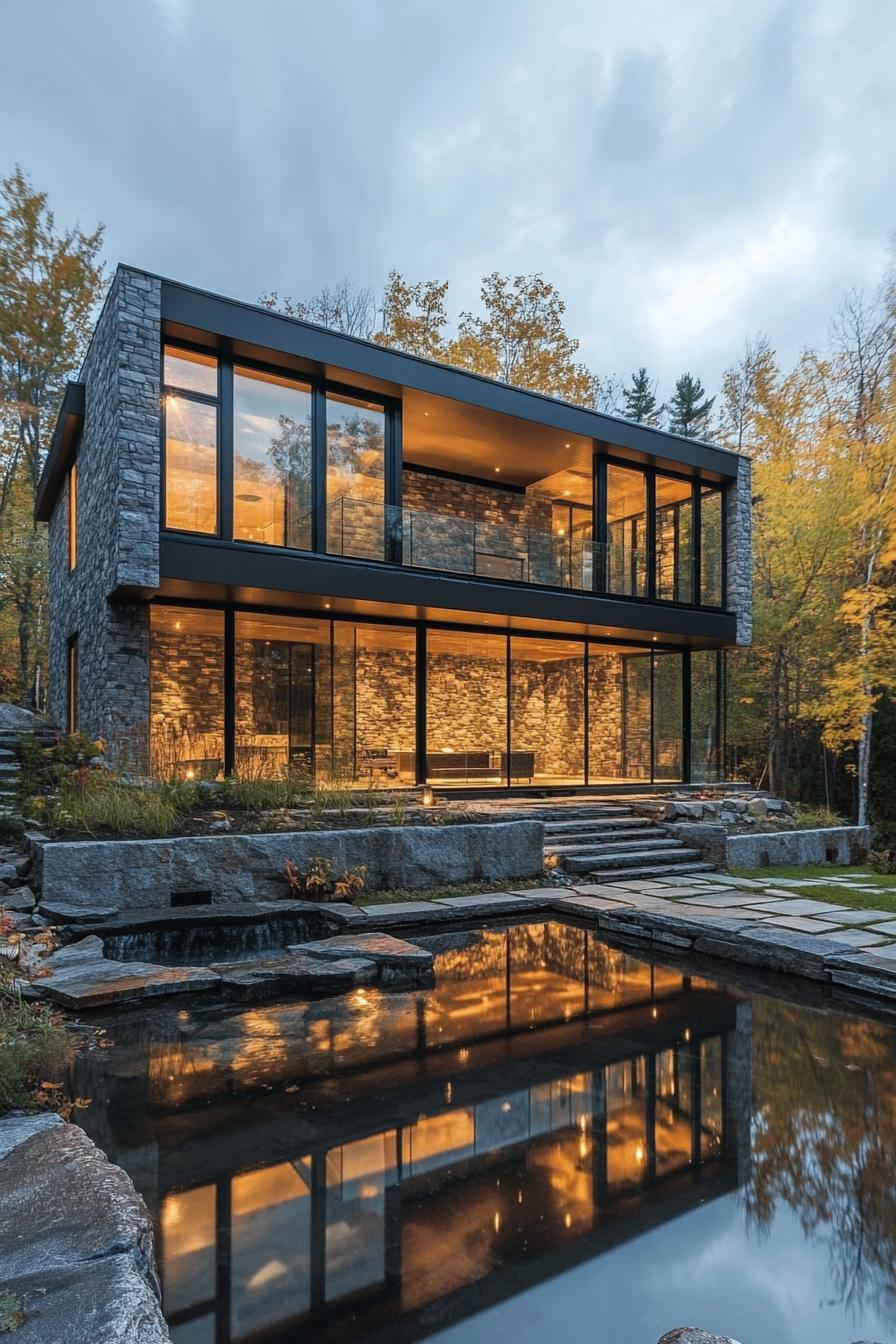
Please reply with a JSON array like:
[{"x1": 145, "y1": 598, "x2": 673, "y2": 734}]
[{"x1": 37, "y1": 265, "x2": 751, "y2": 793}]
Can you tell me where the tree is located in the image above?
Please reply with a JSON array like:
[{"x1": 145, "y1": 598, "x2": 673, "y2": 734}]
[
  {"x1": 0, "y1": 166, "x2": 104, "y2": 706},
  {"x1": 715, "y1": 335, "x2": 776, "y2": 453},
  {"x1": 622, "y1": 367, "x2": 663, "y2": 425},
  {"x1": 445, "y1": 273, "x2": 596, "y2": 404},
  {"x1": 667, "y1": 372, "x2": 715, "y2": 437},
  {"x1": 373, "y1": 271, "x2": 449, "y2": 359},
  {"x1": 809, "y1": 286, "x2": 896, "y2": 826},
  {"x1": 260, "y1": 278, "x2": 376, "y2": 338}
]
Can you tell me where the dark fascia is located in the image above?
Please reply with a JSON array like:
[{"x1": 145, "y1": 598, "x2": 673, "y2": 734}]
[
  {"x1": 35, "y1": 381, "x2": 85, "y2": 522},
  {"x1": 153, "y1": 535, "x2": 738, "y2": 646},
  {"x1": 157, "y1": 268, "x2": 742, "y2": 480}
]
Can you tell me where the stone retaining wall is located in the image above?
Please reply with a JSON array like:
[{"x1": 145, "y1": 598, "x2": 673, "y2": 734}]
[
  {"x1": 31, "y1": 819, "x2": 544, "y2": 910},
  {"x1": 665, "y1": 821, "x2": 870, "y2": 870}
]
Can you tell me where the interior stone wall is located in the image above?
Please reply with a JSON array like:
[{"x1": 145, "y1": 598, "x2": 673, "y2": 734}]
[
  {"x1": 588, "y1": 655, "x2": 624, "y2": 779},
  {"x1": 402, "y1": 469, "x2": 553, "y2": 579},
  {"x1": 355, "y1": 649, "x2": 416, "y2": 753},
  {"x1": 149, "y1": 630, "x2": 224, "y2": 774},
  {"x1": 426, "y1": 652, "x2": 508, "y2": 754}
]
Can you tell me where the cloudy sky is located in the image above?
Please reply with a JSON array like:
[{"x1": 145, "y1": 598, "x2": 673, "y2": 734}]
[{"x1": 3, "y1": 0, "x2": 895, "y2": 393}]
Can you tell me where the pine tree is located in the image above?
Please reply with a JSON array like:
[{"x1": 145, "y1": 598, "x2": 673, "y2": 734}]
[
  {"x1": 622, "y1": 367, "x2": 663, "y2": 425},
  {"x1": 667, "y1": 373, "x2": 715, "y2": 438}
]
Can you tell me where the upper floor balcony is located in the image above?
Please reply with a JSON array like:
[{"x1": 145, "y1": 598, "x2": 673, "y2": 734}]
[{"x1": 158, "y1": 342, "x2": 731, "y2": 614}]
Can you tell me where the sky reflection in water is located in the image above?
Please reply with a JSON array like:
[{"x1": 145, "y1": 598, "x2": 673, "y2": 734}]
[{"x1": 75, "y1": 920, "x2": 896, "y2": 1344}]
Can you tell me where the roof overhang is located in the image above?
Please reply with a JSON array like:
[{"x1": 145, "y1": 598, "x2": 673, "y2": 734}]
[{"x1": 35, "y1": 381, "x2": 85, "y2": 522}]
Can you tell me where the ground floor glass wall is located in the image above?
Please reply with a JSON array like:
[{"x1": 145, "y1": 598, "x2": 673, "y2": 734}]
[{"x1": 148, "y1": 605, "x2": 724, "y2": 787}]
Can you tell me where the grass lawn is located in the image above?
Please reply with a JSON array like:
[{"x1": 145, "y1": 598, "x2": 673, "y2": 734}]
[
  {"x1": 360, "y1": 876, "x2": 545, "y2": 906},
  {"x1": 728, "y1": 864, "x2": 896, "y2": 913}
]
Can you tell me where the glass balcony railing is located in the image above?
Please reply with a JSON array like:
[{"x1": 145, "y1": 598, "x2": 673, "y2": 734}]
[{"x1": 322, "y1": 497, "x2": 603, "y2": 591}]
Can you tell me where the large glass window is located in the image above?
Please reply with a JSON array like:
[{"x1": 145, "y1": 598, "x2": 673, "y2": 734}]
[
  {"x1": 326, "y1": 392, "x2": 386, "y2": 560},
  {"x1": 606, "y1": 465, "x2": 648, "y2": 597},
  {"x1": 510, "y1": 637, "x2": 584, "y2": 785},
  {"x1": 605, "y1": 1058, "x2": 648, "y2": 1193},
  {"x1": 234, "y1": 613, "x2": 330, "y2": 779},
  {"x1": 164, "y1": 346, "x2": 219, "y2": 535},
  {"x1": 159, "y1": 1184, "x2": 217, "y2": 1318},
  {"x1": 691, "y1": 649, "x2": 722, "y2": 782},
  {"x1": 332, "y1": 623, "x2": 416, "y2": 786},
  {"x1": 150, "y1": 606, "x2": 224, "y2": 779},
  {"x1": 655, "y1": 476, "x2": 693, "y2": 602},
  {"x1": 653, "y1": 652, "x2": 684, "y2": 781},
  {"x1": 700, "y1": 487, "x2": 724, "y2": 606},
  {"x1": 233, "y1": 367, "x2": 313, "y2": 548},
  {"x1": 621, "y1": 654, "x2": 651, "y2": 779},
  {"x1": 426, "y1": 630, "x2": 507, "y2": 786},
  {"x1": 587, "y1": 646, "x2": 625, "y2": 782}
]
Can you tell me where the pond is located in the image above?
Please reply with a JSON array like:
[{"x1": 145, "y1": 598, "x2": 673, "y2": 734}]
[{"x1": 73, "y1": 918, "x2": 896, "y2": 1344}]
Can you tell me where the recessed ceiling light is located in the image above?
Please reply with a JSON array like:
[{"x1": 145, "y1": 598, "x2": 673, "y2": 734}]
[
  {"x1": 565, "y1": 442, "x2": 570, "y2": 448},
  {"x1": 324, "y1": 602, "x2": 331, "y2": 609},
  {"x1": 423, "y1": 411, "x2": 429, "y2": 416},
  {"x1": 564, "y1": 489, "x2": 571, "y2": 496},
  {"x1": 494, "y1": 466, "x2": 501, "y2": 473}
]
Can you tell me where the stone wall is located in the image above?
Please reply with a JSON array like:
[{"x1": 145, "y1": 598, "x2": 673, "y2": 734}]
[
  {"x1": 33, "y1": 818, "x2": 545, "y2": 908},
  {"x1": 151, "y1": 629, "x2": 225, "y2": 774},
  {"x1": 48, "y1": 266, "x2": 161, "y2": 758},
  {"x1": 402, "y1": 468, "x2": 554, "y2": 580},
  {"x1": 588, "y1": 654, "x2": 624, "y2": 778},
  {"x1": 727, "y1": 455, "x2": 752, "y2": 645}
]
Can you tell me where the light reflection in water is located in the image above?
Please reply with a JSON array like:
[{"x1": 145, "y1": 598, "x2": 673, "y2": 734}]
[{"x1": 146, "y1": 922, "x2": 731, "y2": 1342}]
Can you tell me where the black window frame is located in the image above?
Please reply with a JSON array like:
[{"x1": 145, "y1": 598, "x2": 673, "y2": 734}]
[
  {"x1": 159, "y1": 342, "x2": 728, "y2": 613},
  {"x1": 161, "y1": 342, "x2": 222, "y2": 539},
  {"x1": 147, "y1": 596, "x2": 724, "y2": 786},
  {"x1": 66, "y1": 633, "x2": 78, "y2": 735}
]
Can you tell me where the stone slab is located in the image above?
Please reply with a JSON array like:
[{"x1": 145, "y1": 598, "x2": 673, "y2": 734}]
[
  {"x1": 748, "y1": 898, "x2": 850, "y2": 916},
  {"x1": 359, "y1": 900, "x2": 447, "y2": 920},
  {"x1": 860, "y1": 919, "x2": 896, "y2": 935},
  {"x1": 765, "y1": 915, "x2": 843, "y2": 934},
  {"x1": 36, "y1": 949, "x2": 221, "y2": 1008},
  {"x1": 210, "y1": 953, "x2": 378, "y2": 999},
  {"x1": 678, "y1": 892, "x2": 774, "y2": 908},
  {"x1": 823, "y1": 929, "x2": 892, "y2": 948},
  {"x1": 552, "y1": 895, "x2": 632, "y2": 913},
  {"x1": 38, "y1": 899, "x2": 119, "y2": 923},
  {"x1": 811, "y1": 907, "x2": 896, "y2": 925},
  {"x1": 292, "y1": 931, "x2": 433, "y2": 967},
  {"x1": 1, "y1": 886, "x2": 36, "y2": 912}
]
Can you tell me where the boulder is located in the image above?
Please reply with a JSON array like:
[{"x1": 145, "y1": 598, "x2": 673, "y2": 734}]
[
  {"x1": 0, "y1": 1114, "x2": 168, "y2": 1343},
  {"x1": 1, "y1": 885, "x2": 35, "y2": 912},
  {"x1": 747, "y1": 797, "x2": 768, "y2": 818},
  {"x1": 0, "y1": 703, "x2": 54, "y2": 733},
  {"x1": 209, "y1": 952, "x2": 378, "y2": 999}
]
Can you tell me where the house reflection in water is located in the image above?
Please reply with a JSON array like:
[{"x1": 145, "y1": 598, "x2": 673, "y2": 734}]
[{"x1": 83, "y1": 923, "x2": 750, "y2": 1344}]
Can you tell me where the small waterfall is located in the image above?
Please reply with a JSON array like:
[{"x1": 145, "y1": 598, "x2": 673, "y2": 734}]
[{"x1": 104, "y1": 914, "x2": 328, "y2": 966}]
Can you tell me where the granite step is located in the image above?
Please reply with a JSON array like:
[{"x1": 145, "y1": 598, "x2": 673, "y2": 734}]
[
  {"x1": 565, "y1": 859, "x2": 717, "y2": 880},
  {"x1": 543, "y1": 817, "x2": 646, "y2": 834},
  {"x1": 548, "y1": 835, "x2": 686, "y2": 857},
  {"x1": 564, "y1": 847, "x2": 706, "y2": 874}
]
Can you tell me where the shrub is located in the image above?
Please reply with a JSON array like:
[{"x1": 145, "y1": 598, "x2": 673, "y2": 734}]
[
  {"x1": 792, "y1": 805, "x2": 845, "y2": 829},
  {"x1": 283, "y1": 857, "x2": 367, "y2": 903},
  {"x1": 869, "y1": 849, "x2": 896, "y2": 876},
  {"x1": 0, "y1": 964, "x2": 75, "y2": 1112},
  {"x1": 44, "y1": 772, "x2": 197, "y2": 839}
]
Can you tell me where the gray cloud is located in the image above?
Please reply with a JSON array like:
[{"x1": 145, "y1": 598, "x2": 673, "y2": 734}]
[{"x1": 2, "y1": 0, "x2": 894, "y2": 395}]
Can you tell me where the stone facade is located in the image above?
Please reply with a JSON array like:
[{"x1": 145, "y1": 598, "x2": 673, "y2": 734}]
[
  {"x1": 727, "y1": 454, "x2": 752, "y2": 645},
  {"x1": 48, "y1": 266, "x2": 161, "y2": 759}
]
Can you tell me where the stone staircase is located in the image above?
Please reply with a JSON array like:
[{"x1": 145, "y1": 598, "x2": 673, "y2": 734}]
[
  {"x1": 542, "y1": 802, "x2": 716, "y2": 882},
  {"x1": 0, "y1": 724, "x2": 55, "y2": 815}
]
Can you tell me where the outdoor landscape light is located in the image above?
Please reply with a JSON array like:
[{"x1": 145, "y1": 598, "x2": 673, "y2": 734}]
[{"x1": 421, "y1": 784, "x2": 434, "y2": 806}]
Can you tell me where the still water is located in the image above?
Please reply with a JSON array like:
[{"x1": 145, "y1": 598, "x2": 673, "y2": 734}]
[{"x1": 74, "y1": 919, "x2": 896, "y2": 1344}]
